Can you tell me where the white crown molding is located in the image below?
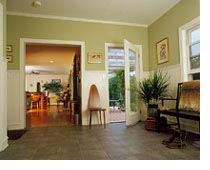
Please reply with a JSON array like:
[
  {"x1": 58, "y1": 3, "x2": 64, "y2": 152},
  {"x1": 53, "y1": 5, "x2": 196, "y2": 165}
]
[
  {"x1": 149, "y1": 0, "x2": 181, "y2": 26},
  {"x1": 7, "y1": 11, "x2": 148, "y2": 28}
]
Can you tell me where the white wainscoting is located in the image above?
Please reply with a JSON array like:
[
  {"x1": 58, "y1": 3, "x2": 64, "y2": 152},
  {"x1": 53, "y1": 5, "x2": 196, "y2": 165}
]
[
  {"x1": 81, "y1": 71, "x2": 108, "y2": 125},
  {"x1": 7, "y1": 70, "x2": 25, "y2": 130},
  {"x1": 0, "y1": 58, "x2": 8, "y2": 151},
  {"x1": 152, "y1": 65, "x2": 199, "y2": 134},
  {"x1": 0, "y1": 2, "x2": 8, "y2": 151},
  {"x1": 138, "y1": 71, "x2": 150, "y2": 121}
]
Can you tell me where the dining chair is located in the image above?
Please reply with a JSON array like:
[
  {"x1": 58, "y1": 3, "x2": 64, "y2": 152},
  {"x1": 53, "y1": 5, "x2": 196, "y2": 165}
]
[{"x1": 88, "y1": 84, "x2": 106, "y2": 128}]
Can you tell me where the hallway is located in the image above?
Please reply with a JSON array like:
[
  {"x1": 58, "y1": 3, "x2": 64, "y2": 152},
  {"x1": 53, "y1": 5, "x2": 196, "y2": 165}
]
[{"x1": 0, "y1": 122, "x2": 199, "y2": 160}]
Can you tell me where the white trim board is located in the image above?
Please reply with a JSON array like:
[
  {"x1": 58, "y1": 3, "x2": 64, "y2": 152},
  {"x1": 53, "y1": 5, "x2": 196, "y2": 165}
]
[
  {"x1": 7, "y1": 11, "x2": 148, "y2": 28},
  {"x1": 0, "y1": 2, "x2": 8, "y2": 152},
  {"x1": 16, "y1": 38, "x2": 85, "y2": 129},
  {"x1": 178, "y1": 16, "x2": 200, "y2": 82}
]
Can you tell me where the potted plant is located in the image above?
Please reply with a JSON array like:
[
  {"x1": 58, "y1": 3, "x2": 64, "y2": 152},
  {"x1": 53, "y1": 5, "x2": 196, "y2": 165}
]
[
  {"x1": 42, "y1": 81, "x2": 62, "y2": 94},
  {"x1": 136, "y1": 70, "x2": 169, "y2": 117}
]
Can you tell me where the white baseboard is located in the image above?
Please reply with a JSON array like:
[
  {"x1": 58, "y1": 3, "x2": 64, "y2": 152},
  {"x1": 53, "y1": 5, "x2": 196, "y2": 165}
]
[{"x1": 0, "y1": 136, "x2": 8, "y2": 152}]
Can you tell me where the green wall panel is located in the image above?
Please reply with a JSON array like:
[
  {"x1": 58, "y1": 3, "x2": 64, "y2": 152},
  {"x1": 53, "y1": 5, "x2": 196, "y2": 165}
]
[
  {"x1": 7, "y1": 15, "x2": 149, "y2": 71},
  {"x1": 148, "y1": 0, "x2": 200, "y2": 70}
]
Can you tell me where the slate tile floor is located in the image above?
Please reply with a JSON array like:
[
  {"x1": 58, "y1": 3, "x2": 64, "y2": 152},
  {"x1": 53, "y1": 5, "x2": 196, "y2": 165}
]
[{"x1": 0, "y1": 122, "x2": 199, "y2": 160}]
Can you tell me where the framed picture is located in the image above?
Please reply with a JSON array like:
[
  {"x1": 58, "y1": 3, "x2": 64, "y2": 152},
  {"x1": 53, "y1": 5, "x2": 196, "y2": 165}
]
[
  {"x1": 88, "y1": 52, "x2": 102, "y2": 63},
  {"x1": 6, "y1": 55, "x2": 13, "y2": 62},
  {"x1": 156, "y1": 38, "x2": 169, "y2": 64},
  {"x1": 52, "y1": 79, "x2": 61, "y2": 83},
  {"x1": 6, "y1": 45, "x2": 13, "y2": 52}
]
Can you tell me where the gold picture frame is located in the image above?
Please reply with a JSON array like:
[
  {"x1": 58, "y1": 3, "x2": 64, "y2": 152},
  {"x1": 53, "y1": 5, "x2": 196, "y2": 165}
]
[
  {"x1": 6, "y1": 55, "x2": 13, "y2": 62},
  {"x1": 88, "y1": 52, "x2": 102, "y2": 64},
  {"x1": 156, "y1": 38, "x2": 169, "y2": 64},
  {"x1": 6, "y1": 45, "x2": 13, "y2": 52}
]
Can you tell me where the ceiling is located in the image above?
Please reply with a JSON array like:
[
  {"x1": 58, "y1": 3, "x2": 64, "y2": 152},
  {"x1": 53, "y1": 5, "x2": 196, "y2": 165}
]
[
  {"x1": 7, "y1": 0, "x2": 181, "y2": 26},
  {"x1": 7, "y1": 0, "x2": 181, "y2": 75},
  {"x1": 25, "y1": 44, "x2": 80, "y2": 75}
]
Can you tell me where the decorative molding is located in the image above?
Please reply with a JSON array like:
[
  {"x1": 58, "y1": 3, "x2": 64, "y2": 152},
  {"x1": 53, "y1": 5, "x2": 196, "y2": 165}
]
[
  {"x1": 0, "y1": 2, "x2": 8, "y2": 152},
  {"x1": 149, "y1": 0, "x2": 181, "y2": 26},
  {"x1": 179, "y1": 16, "x2": 200, "y2": 82},
  {"x1": 150, "y1": 64, "x2": 199, "y2": 133},
  {"x1": 20, "y1": 38, "x2": 86, "y2": 128},
  {"x1": 0, "y1": 136, "x2": 8, "y2": 152},
  {"x1": 7, "y1": 11, "x2": 148, "y2": 28},
  {"x1": 7, "y1": 123, "x2": 23, "y2": 130}
]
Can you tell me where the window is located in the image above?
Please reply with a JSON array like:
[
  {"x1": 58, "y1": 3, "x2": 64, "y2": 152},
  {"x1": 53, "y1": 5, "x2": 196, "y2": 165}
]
[
  {"x1": 179, "y1": 17, "x2": 200, "y2": 81},
  {"x1": 187, "y1": 27, "x2": 200, "y2": 80}
]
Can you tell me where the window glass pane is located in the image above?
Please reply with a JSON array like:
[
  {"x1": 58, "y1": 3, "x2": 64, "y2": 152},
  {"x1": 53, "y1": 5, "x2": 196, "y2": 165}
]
[
  {"x1": 190, "y1": 55, "x2": 200, "y2": 69},
  {"x1": 129, "y1": 49, "x2": 137, "y2": 112},
  {"x1": 192, "y1": 73, "x2": 200, "y2": 80},
  {"x1": 108, "y1": 47, "x2": 124, "y2": 78},
  {"x1": 191, "y1": 28, "x2": 200, "y2": 43},
  {"x1": 190, "y1": 43, "x2": 200, "y2": 56}
]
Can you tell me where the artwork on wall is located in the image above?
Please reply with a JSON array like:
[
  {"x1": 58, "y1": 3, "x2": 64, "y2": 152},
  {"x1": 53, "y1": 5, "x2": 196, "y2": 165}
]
[
  {"x1": 52, "y1": 79, "x2": 61, "y2": 83},
  {"x1": 6, "y1": 45, "x2": 13, "y2": 63},
  {"x1": 156, "y1": 38, "x2": 169, "y2": 64},
  {"x1": 88, "y1": 52, "x2": 102, "y2": 63},
  {"x1": 6, "y1": 45, "x2": 13, "y2": 52},
  {"x1": 6, "y1": 55, "x2": 13, "y2": 62}
]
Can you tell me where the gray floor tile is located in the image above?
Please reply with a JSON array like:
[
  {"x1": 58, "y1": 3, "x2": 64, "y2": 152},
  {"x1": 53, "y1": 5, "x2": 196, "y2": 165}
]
[{"x1": 0, "y1": 122, "x2": 200, "y2": 160}]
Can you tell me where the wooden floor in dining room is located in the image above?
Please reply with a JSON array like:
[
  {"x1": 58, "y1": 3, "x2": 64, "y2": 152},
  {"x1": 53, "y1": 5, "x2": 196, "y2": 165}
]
[
  {"x1": 26, "y1": 105, "x2": 73, "y2": 128},
  {"x1": 26, "y1": 105, "x2": 126, "y2": 128}
]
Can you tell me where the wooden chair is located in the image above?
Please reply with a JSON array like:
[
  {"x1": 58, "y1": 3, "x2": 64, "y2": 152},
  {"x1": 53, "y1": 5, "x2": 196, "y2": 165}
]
[
  {"x1": 30, "y1": 94, "x2": 40, "y2": 109},
  {"x1": 157, "y1": 80, "x2": 200, "y2": 133},
  {"x1": 42, "y1": 95, "x2": 49, "y2": 108},
  {"x1": 88, "y1": 84, "x2": 106, "y2": 128}
]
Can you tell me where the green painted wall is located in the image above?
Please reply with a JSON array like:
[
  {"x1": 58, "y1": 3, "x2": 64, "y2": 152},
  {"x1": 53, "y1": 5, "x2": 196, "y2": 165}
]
[
  {"x1": 7, "y1": 15, "x2": 149, "y2": 71},
  {"x1": 0, "y1": 0, "x2": 6, "y2": 57},
  {"x1": 148, "y1": 0, "x2": 200, "y2": 70}
]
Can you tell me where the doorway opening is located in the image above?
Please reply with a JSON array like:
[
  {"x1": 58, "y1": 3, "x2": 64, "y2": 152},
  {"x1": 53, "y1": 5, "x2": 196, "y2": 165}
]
[
  {"x1": 106, "y1": 41, "x2": 143, "y2": 125},
  {"x1": 108, "y1": 46, "x2": 126, "y2": 123},
  {"x1": 23, "y1": 41, "x2": 82, "y2": 128}
]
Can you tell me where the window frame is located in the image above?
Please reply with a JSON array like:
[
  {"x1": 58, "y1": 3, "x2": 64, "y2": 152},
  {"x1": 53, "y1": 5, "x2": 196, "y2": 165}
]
[
  {"x1": 187, "y1": 26, "x2": 200, "y2": 75},
  {"x1": 179, "y1": 17, "x2": 200, "y2": 81}
]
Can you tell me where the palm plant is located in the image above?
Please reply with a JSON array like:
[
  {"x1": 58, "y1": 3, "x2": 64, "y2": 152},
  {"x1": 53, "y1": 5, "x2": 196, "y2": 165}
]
[
  {"x1": 151, "y1": 70, "x2": 170, "y2": 102},
  {"x1": 42, "y1": 82, "x2": 62, "y2": 94},
  {"x1": 137, "y1": 78, "x2": 153, "y2": 103},
  {"x1": 136, "y1": 70, "x2": 169, "y2": 116},
  {"x1": 137, "y1": 70, "x2": 169, "y2": 103}
]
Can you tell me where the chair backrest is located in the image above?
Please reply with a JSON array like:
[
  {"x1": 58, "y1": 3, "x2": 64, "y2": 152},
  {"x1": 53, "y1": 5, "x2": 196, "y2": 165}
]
[
  {"x1": 177, "y1": 80, "x2": 200, "y2": 112},
  {"x1": 88, "y1": 84, "x2": 101, "y2": 109}
]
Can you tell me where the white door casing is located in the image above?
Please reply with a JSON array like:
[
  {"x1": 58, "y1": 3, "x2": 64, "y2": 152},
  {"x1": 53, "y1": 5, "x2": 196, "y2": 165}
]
[
  {"x1": 105, "y1": 42, "x2": 143, "y2": 125},
  {"x1": 0, "y1": 2, "x2": 8, "y2": 151},
  {"x1": 7, "y1": 38, "x2": 85, "y2": 129}
]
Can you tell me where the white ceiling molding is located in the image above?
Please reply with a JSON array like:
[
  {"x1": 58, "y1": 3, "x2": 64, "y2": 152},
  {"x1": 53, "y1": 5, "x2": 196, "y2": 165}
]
[
  {"x1": 7, "y1": 11, "x2": 148, "y2": 27},
  {"x1": 7, "y1": 0, "x2": 181, "y2": 27}
]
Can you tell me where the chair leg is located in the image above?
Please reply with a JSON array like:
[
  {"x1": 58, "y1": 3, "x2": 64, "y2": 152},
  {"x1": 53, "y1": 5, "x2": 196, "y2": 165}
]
[
  {"x1": 99, "y1": 110, "x2": 102, "y2": 125},
  {"x1": 157, "y1": 110, "x2": 161, "y2": 133},
  {"x1": 176, "y1": 116, "x2": 180, "y2": 129},
  {"x1": 103, "y1": 110, "x2": 106, "y2": 128},
  {"x1": 89, "y1": 111, "x2": 92, "y2": 128}
]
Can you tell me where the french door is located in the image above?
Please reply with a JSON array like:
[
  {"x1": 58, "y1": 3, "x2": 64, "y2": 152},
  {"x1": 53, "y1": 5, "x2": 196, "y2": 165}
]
[{"x1": 124, "y1": 40, "x2": 141, "y2": 126}]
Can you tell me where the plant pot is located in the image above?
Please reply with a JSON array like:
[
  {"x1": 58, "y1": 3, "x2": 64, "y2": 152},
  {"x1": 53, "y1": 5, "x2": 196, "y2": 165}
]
[{"x1": 147, "y1": 103, "x2": 158, "y2": 117}]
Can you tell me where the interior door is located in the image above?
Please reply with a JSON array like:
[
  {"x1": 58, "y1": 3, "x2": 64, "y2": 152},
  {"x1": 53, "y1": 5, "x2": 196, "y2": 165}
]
[{"x1": 124, "y1": 40, "x2": 141, "y2": 126}]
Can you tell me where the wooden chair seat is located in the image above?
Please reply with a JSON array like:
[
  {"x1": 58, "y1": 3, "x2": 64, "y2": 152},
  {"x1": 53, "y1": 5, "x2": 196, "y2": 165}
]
[{"x1": 88, "y1": 85, "x2": 106, "y2": 128}]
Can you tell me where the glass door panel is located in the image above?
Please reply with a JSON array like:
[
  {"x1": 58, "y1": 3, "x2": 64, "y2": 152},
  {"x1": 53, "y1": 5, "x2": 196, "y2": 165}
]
[{"x1": 124, "y1": 40, "x2": 140, "y2": 126}]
